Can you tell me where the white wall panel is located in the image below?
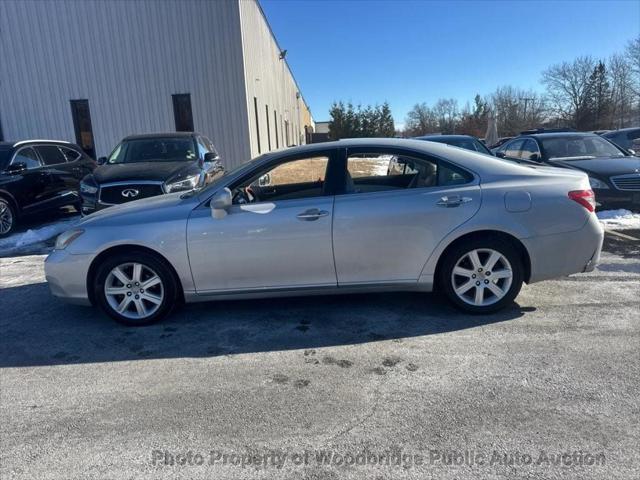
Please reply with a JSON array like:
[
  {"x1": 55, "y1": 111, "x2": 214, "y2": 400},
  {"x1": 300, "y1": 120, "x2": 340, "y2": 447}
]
[{"x1": 239, "y1": 0, "x2": 310, "y2": 157}]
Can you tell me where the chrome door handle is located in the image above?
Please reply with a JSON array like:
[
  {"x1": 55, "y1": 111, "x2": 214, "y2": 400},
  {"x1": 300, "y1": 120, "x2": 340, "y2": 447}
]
[
  {"x1": 296, "y1": 208, "x2": 329, "y2": 221},
  {"x1": 436, "y1": 195, "x2": 472, "y2": 207}
]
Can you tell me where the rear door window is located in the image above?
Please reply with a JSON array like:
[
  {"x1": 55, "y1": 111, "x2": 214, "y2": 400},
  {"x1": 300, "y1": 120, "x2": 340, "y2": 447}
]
[
  {"x1": 344, "y1": 150, "x2": 472, "y2": 194},
  {"x1": 36, "y1": 145, "x2": 67, "y2": 165},
  {"x1": 520, "y1": 139, "x2": 541, "y2": 161},
  {"x1": 60, "y1": 146, "x2": 81, "y2": 162}
]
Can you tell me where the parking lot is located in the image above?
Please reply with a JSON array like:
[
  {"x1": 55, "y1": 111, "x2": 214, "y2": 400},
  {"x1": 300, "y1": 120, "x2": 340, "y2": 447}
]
[{"x1": 0, "y1": 232, "x2": 638, "y2": 479}]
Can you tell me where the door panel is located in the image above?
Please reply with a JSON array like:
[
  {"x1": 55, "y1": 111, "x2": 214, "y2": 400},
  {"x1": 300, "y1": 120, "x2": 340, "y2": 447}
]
[
  {"x1": 187, "y1": 197, "x2": 336, "y2": 292},
  {"x1": 332, "y1": 185, "x2": 481, "y2": 284},
  {"x1": 9, "y1": 147, "x2": 53, "y2": 212}
]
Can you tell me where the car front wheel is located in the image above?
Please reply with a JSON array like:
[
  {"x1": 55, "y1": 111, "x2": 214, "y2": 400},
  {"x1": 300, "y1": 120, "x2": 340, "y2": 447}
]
[
  {"x1": 94, "y1": 252, "x2": 179, "y2": 326},
  {"x1": 439, "y1": 238, "x2": 524, "y2": 313}
]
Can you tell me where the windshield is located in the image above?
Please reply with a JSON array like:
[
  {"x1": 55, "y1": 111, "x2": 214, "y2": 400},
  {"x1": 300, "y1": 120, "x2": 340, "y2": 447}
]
[
  {"x1": 542, "y1": 136, "x2": 626, "y2": 160},
  {"x1": 108, "y1": 138, "x2": 197, "y2": 164}
]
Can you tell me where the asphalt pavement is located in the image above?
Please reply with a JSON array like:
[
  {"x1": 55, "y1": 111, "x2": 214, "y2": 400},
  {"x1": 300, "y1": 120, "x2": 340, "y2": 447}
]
[{"x1": 0, "y1": 234, "x2": 638, "y2": 479}]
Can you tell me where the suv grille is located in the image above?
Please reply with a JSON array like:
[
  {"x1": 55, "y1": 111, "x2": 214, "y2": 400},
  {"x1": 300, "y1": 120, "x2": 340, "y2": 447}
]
[
  {"x1": 610, "y1": 174, "x2": 640, "y2": 191},
  {"x1": 99, "y1": 183, "x2": 164, "y2": 204}
]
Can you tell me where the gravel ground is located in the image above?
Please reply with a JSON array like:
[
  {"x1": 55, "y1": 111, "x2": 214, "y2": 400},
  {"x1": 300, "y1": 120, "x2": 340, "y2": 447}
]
[{"x1": 0, "y1": 236, "x2": 639, "y2": 480}]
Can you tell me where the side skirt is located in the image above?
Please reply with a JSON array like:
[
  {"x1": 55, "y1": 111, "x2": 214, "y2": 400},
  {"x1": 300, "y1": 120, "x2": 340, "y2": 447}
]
[{"x1": 184, "y1": 282, "x2": 432, "y2": 303}]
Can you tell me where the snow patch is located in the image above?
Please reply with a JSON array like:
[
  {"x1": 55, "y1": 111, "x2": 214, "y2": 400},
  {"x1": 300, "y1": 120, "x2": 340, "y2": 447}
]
[
  {"x1": 0, "y1": 216, "x2": 80, "y2": 257},
  {"x1": 597, "y1": 209, "x2": 640, "y2": 231}
]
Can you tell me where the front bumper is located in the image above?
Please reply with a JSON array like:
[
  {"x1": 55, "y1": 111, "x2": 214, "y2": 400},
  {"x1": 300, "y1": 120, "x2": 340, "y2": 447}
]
[
  {"x1": 523, "y1": 214, "x2": 604, "y2": 283},
  {"x1": 594, "y1": 188, "x2": 640, "y2": 212},
  {"x1": 44, "y1": 250, "x2": 94, "y2": 306}
]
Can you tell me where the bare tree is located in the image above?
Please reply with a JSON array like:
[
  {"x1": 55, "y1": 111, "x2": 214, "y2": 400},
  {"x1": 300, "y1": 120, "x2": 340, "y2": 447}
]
[
  {"x1": 489, "y1": 86, "x2": 546, "y2": 135},
  {"x1": 542, "y1": 56, "x2": 596, "y2": 129},
  {"x1": 404, "y1": 102, "x2": 438, "y2": 136},
  {"x1": 626, "y1": 36, "x2": 640, "y2": 95},
  {"x1": 608, "y1": 53, "x2": 635, "y2": 128},
  {"x1": 433, "y1": 98, "x2": 459, "y2": 134}
]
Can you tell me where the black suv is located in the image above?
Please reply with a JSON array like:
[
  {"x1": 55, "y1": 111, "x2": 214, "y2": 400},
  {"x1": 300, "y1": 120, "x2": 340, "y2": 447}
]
[
  {"x1": 495, "y1": 132, "x2": 640, "y2": 210},
  {"x1": 0, "y1": 140, "x2": 96, "y2": 236},
  {"x1": 80, "y1": 132, "x2": 222, "y2": 214}
]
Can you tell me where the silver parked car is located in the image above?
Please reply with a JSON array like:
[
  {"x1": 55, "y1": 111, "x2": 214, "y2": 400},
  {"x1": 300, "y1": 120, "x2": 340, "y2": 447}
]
[{"x1": 45, "y1": 138, "x2": 604, "y2": 325}]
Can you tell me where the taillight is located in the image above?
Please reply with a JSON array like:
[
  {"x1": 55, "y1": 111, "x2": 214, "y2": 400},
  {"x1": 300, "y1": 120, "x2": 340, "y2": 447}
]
[{"x1": 568, "y1": 189, "x2": 595, "y2": 212}]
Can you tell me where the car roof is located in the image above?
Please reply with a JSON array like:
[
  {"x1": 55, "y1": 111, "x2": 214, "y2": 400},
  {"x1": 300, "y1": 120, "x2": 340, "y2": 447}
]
[
  {"x1": 523, "y1": 132, "x2": 601, "y2": 140},
  {"x1": 414, "y1": 134, "x2": 478, "y2": 141},
  {"x1": 261, "y1": 137, "x2": 534, "y2": 176},
  {"x1": 10, "y1": 139, "x2": 74, "y2": 147},
  {"x1": 603, "y1": 127, "x2": 640, "y2": 135},
  {"x1": 123, "y1": 132, "x2": 199, "y2": 141}
]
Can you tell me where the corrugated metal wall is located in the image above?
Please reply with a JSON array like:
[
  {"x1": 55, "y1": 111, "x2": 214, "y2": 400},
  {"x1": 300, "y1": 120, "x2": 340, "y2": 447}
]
[
  {"x1": 0, "y1": 0, "x2": 252, "y2": 167},
  {"x1": 239, "y1": 0, "x2": 311, "y2": 156}
]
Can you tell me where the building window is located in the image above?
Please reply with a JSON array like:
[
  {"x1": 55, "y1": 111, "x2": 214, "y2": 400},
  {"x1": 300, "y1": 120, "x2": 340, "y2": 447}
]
[
  {"x1": 274, "y1": 111, "x2": 279, "y2": 148},
  {"x1": 172, "y1": 94, "x2": 194, "y2": 132},
  {"x1": 285, "y1": 120, "x2": 289, "y2": 147},
  {"x1": 265, "y1": 105, "x2": 272, "y2": 151},
  {"x1": 253, "y1": 97, "x2": 261, "y2": 154},
  {"x1": 70, "y1": 99, "x2": 96, "y2": 158}
]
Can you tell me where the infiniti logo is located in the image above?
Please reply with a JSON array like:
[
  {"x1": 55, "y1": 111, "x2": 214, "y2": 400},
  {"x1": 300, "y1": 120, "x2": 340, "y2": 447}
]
[{"x1": 121, "y1": 188, "x2": 140, "y2": 198}]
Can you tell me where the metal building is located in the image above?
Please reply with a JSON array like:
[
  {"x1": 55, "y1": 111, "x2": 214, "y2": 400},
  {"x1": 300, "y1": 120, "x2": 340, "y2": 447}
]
[{"x1": 0, "y1": 0, "x2": 313, "y2": 168}]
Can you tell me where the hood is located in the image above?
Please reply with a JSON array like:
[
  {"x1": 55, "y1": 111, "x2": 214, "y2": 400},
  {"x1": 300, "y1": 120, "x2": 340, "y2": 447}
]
[
  {"x1": 91, "y1": 161, "x2": 199, "y2": 183},
  {"x1": 550, "y1": 156, "x2": 640, "y2": 177},
  {"x1": 80, "y1": 190, "x2": 197, "y2": 226}
]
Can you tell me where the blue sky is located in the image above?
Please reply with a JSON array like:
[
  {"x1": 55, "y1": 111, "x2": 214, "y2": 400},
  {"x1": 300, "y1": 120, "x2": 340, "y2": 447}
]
[{"x1": 260, "y1": 0, "x2": 640, "y2": 125}]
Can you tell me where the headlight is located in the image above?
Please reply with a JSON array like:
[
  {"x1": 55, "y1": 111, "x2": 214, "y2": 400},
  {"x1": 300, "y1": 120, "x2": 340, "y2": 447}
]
[
  {"x1": 80, "y1": 181, "x2": 98, "y2": 194},
  {"x1": 589, "y1": 177, "x2": 609, "y2": 190},
  {"x1": 164, "y1": 174, "x2": 201, "y2": 193},
  {"x1": 55, "y1": 229, "x2": 84, "y2": 250}
]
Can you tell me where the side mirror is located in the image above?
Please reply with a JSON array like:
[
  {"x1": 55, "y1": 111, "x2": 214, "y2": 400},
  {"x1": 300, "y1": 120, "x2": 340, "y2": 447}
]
[
  {"x1": 97, "y1": 156, "x2": 107, "y2": 165},
  {"x1": 530, "y1": 153, "x2": 541, "y2": 162},
  {"x1": 628, "y1": 149, "x2": 636, "y2": 156},
  {"x1": 210, "y1": 187, "x2": 232, "y2": 219},
  {"x1": 203, "y1": 152, "x2": 218, "y2": 162},
  {"x1": 258, "y1": 173, "x2": 271, "y2": 187},
  {"x1": 6, "y1": 162, "x2": 27, "y2": 174},
  {"x1": 495, "y1": 151, "x2": 506, "y2": 158}
]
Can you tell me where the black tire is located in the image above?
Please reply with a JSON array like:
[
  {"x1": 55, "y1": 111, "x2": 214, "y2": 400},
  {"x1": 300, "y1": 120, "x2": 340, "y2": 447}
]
[
  {"x1": 439, "y1": 237, "x2": 524, "y2": 314},
  {"x1": 0, "y1": 197, "x2": 17, "y2": 238},
  {"x1": 94, "y1": 251, "x2": 179, "y2": 326}
]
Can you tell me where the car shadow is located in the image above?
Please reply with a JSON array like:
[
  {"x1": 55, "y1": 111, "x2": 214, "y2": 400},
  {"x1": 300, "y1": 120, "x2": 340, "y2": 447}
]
[{"x1": 0, "y1": 282, "x2": 533, "y2": 368}]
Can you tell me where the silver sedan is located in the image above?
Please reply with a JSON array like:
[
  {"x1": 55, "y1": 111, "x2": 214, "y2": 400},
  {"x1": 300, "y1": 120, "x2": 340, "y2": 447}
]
[{"x1": 45, "y1": 139, "x2": 604, "y2": 325}]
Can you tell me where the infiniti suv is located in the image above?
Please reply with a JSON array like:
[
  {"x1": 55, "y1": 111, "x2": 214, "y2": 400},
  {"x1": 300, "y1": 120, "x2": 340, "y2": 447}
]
[{"x1": 79, "y1": 132, "x2": 222, "y2": 214}]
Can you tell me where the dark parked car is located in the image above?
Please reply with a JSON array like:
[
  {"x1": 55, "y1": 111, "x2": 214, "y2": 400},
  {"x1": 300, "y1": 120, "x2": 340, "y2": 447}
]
[
  {"x1": 602, "y1": 127, "x2": 640, "y2": 155},
  {"x1": 80, "y1": 132, "x2": 222, "y2": 214},
  {"x1": 488, "y1": 137, "x2": 514, "y2": 152},
  {"x1": 0, "y1": 140, "x2": 96, "y2": 236},
  {"x1": 415, "y1": 135, "x2": 493, "y2": 155},
  {"x1": 495, "y1": 132, "x2": 640, "y2": 210}
]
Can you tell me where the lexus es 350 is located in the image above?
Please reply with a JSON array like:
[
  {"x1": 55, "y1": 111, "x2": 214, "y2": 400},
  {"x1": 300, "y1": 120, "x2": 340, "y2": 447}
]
[{"x1": 45, "y1": 139, "x2": 604, "y2": 325}]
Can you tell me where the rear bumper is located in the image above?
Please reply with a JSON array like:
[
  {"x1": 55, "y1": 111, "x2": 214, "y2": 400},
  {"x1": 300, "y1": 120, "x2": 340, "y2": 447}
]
[
  {"x1": 44, "y1": 250, "x2": 93, "y2": 306},
  {"x1": 523, "y1": 214, "x2": 604, "y2": 283}
]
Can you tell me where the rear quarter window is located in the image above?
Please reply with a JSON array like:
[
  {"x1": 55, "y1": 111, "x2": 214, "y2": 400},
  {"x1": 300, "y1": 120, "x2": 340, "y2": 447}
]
[{"x1": 438, "y1": 161, "x2": 474, "y2": 186}]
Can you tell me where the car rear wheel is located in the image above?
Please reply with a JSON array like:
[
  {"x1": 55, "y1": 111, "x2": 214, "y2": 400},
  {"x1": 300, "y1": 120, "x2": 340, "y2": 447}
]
[
  {"x1": 439, "y1": 238, "x2": 524, "y2": 313},
  {"x1": 0, "y1": 198, "x2": 16, "y2": 237},
  {"x1": 94, "y1": 252, "x2": 178, "y2": 326}
]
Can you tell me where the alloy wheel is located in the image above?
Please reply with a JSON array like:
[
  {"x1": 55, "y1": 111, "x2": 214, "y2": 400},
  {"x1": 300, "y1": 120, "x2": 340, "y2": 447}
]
[
  {"x1": 451, "y1": 248, "x2": 513, "y2": 307},
  {"x1": 0, "y1": 200, "x2": 13, "y2": 235},
  {"x1": 104, "y1": 262, "x2": 164, "y2": 320}
]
